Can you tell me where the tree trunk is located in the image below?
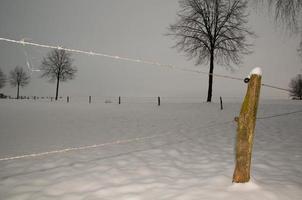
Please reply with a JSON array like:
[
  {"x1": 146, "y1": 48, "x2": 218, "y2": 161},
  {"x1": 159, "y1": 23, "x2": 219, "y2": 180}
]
[
  {"x1": 55, "y1": 76, "x2": 60, "y2": 100},
  {"x1": 233, "y1": 73, "x2": 262, "y2": 183},
  {"x1": 207, "y1": 51, "x2": 214, "y2": 102},
  {"x1": 17, "y1": 83, "x2": 20, "y2": 99}
]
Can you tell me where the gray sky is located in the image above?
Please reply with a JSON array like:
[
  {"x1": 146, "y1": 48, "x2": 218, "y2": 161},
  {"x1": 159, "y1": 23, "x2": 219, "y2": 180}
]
[{"x1": 0, "y1": 0, "x2": 301, "y2": 101}]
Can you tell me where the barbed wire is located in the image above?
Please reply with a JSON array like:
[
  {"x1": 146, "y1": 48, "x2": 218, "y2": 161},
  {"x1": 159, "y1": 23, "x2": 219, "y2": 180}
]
[
  {"x1": 257, "y1": 110, "x2": 302, "y2": 119},
  {"x1": 0, "y1": 132, "x2": 175, "y2": 161},
  {"x1": 0, "y1": 37, "x2": 290, "y2": 92},
  {"x1": 261, "y1": 83, "x2": 291, "y2": 92},
  {"x1": 0, "y1": 118, "x2": 238, "y2": 162},
  {"x1": 0, "y1": 106, "x2": 300, "y2": 162}
]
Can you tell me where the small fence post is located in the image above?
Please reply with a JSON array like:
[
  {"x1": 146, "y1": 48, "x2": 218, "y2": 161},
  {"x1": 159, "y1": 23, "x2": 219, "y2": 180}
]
[
  {"x1": 89, "y1": 96, "x2": 92, "y2": 104},
  {"x1": 233, "y1": 67, "x2": 262, "y2": 183},
  {"x1": 158, "y1": 96, "x2": 161, "y2": 106},
  {"x1": 67, "y1": 96, "x2": 70, "y2": 103},
  {"x1": 220, "y1": 96, "x2": 223, "y2": 110},
  {"x1": 119, "y1": 96, "x2": 121, "y2": 104}
]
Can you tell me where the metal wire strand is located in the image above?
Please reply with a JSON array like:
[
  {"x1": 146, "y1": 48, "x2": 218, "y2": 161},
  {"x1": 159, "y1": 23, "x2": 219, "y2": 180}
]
[{"x1": 0, "y1": 37, "x2": 290, "y2": 93}]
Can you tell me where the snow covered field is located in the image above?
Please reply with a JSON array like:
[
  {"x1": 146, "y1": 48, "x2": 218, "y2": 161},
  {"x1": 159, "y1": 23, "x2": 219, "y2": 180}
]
[{"x1": 0, "y1": 99, "x2": 301, "y2": 200}]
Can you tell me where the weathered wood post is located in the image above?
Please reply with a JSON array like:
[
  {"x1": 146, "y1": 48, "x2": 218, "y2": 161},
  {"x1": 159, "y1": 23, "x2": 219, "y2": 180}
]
[
  {"x1": 67, "y1": 96, "x2": 70, "y2": 103},
  {"x1": 233, "y1": 67, "x2": 262, "y2": 183},
  {"x1": 220, "y1": 96, "x2": 223, "y2": 110},
  {"x1": 89, "y1": 96, "x2": 92, "y2": 104},
  {"x1": 119, "y1": 96, "x2": 121, "y2": 104},
  {"x1": 158, "y1": 96, "x2": 161, "y2": 106}
]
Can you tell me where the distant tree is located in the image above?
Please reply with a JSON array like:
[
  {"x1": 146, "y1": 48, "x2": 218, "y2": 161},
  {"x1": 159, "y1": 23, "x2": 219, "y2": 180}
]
[
  {"x1": 9, "y1": 66, "x2": 30, "y2": 99},
  {"x1": 289, "y1": 74, "x2": 302, "y2": 99},
  {"x1": 168, "y1": 0, "x2": 254, "y2": 102},
  {"x1": 40, "y1": 49, "x2": 77, "y2": 100},
  {"x1": 0, "y1": 68, "x2": 6, "y2": 89}
]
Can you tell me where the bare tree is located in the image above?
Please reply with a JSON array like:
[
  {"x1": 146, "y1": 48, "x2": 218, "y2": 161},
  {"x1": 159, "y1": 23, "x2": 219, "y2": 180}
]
[
  {"x1": 255, "y1": 0, "x2": 302, "y2": 55},
  {"x1": 289, "y1": 74, "x2": 302, "y2": 99},
  {"x1": 40, "y1": 49, "x2": 77, "y2": 100},
  {"x1": 9, "y1": 66, "x2": 30, "y2": 99},
  {"x1": 255, "y1": 0, "x2": 302, "y2": 32},
  {"x1": 0, "y1": 68, "x2": 6, "y2": 90},
  {"x1": 168, "y1": 0, "x2": 254, "y2": 102}
]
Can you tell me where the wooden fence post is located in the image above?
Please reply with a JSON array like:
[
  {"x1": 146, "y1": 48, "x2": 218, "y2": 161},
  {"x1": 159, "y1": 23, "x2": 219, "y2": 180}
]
[
  {"x1": 67, "y1": 96, "x2": 70, "y2": 103},
  {"x1": 119, "y1": 96, "x2": 121, "y2": 104},
  {"x1": 158, "y1": 96, "x2": 161, "y2": 106},
  {"x1": 89, "y1": 96, "x2": 91, "y2": 104},
  {"x1": 233, "y1": 67, "x2": 262, "y2": 183},
  {"x1": 220, "y1": 96, "x2": 223, "y2": 110}
]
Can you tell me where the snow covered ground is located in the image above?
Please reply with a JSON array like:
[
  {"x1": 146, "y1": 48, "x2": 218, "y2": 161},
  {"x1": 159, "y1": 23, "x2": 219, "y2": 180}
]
[{"x1": 0, "y1": 99, "x2": 301, "y2": 200}]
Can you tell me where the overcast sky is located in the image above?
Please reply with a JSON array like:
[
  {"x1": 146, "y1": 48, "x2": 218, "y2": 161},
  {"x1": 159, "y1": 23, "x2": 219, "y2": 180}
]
[{"x1": 0, "y1": 0, "x2": 301, "y2": 101}]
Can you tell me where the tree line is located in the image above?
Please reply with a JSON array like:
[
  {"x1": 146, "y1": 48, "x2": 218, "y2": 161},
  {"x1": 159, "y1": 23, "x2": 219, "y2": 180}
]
[{"x1": 0, "y1": 49, "x2": 77, "y2": 100}]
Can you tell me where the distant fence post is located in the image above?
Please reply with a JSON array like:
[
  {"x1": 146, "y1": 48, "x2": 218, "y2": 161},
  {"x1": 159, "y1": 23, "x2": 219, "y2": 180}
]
[
  {"x1": 233, "y1": 67, "x2": 262, "y2": 183},
  {"x1": 119, "y1": 96, "x2": 121, "y2": 104},
  {"x1": 220, "y1": 96, "x2": 223, "y2": 110},
  {"x1": 67, "y1": 96, "x2": 70, "y2": 103},
  {"x1": 51, "y1": 97, "x2": 53, "y2": 102},
  {"x1": 89, "y1": 96, "x2": 91, "y2": 104},
  {"x1": 158, "y1": 96, "x2": 161, "y2": 106}
]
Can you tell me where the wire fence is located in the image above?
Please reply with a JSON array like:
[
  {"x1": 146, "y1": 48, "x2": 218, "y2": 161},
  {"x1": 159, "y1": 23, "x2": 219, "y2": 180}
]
[
  {"x1": 2, "y1": 95, "x2": 244, "y2": 104},
  {"x1": 0, "y1": 37, "x2": 291, "y2": 93},
  {"x1": 1, "y1": 100, "x2": 301, "y2": 162},
  {"x1": 0, "y1": 132, "x2": 176, "y2": 161},
  {"x1": 0, "y1": 36, "x2": 299, "y2": 162},
  {"x1": 257, "y1": 109, "x2": 302, "y2": 119}
]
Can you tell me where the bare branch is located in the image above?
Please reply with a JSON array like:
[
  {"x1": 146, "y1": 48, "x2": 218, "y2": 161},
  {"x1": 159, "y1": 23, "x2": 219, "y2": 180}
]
[
  {"x1": 9, "y1": 66, "x2": 30, "y2": 87},
  {"x1": 168, "y1": 0, "x2": 253, "y2": 67},
  {"x1": 168, "y1": 0, "x2": 253, "y2": 102},
  {"x1": 40, "y1": 49, "x2": 77, "y2": 82},
  {"x1": 255, "y1": 0, "x2": 302, "y2": 32}
]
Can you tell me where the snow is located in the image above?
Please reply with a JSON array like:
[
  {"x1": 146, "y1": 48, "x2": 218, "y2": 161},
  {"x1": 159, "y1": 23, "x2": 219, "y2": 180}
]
[
  {"x1": 250, "y1": 67, "x2": 262, "y2": 76},
  {"x1": 0, "y1": 99, "x2": 301, "y2": 200},
  {"x1": 228, "y1": 180, "x2": 260, "y2": 191}
]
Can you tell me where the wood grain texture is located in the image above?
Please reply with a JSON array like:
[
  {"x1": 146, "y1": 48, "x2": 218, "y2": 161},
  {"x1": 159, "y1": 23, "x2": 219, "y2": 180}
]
[{"x1": 233, "y1": 74, "x2": 262, "y2": 183}]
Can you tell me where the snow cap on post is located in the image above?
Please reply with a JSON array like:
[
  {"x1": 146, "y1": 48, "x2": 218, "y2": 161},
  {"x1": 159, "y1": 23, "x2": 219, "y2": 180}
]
[
  {"x1": 244, "y1": 67, "x2": 262, "y2": 83},
  {"x1": 249, "y1": 67, "x2": 262, "y2": 76}
]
